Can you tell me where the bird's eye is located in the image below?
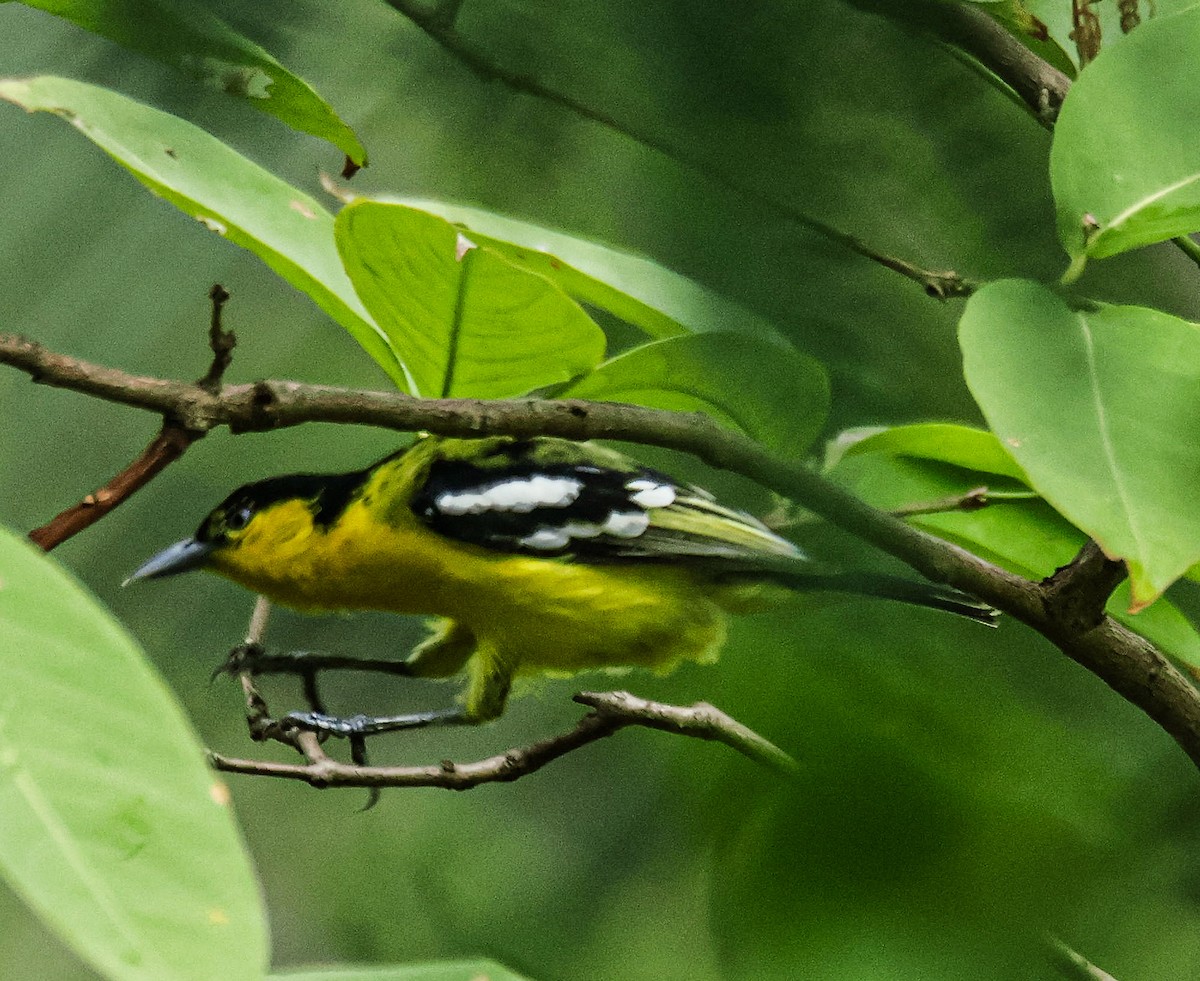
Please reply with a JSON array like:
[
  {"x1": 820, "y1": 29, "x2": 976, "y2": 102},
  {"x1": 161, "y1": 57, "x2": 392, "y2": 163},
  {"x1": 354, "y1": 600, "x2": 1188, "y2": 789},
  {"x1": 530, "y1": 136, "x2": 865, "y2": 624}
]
[{"x1": 224, "y1": 505, "x2": 254, "y2": 532}]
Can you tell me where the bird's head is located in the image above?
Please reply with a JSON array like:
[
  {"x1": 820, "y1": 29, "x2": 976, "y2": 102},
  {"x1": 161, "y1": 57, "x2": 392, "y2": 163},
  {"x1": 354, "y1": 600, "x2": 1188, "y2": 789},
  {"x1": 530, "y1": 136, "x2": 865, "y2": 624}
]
[{"x1": 125, "y1": 471, "x2": 366, "y2": 591}]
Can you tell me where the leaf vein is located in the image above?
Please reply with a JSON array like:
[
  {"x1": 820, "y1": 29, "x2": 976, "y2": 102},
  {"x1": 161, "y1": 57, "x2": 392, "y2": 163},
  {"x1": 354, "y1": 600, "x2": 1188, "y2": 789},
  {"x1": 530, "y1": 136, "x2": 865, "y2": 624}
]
[{"x1": 1077, "y1": 311, "x2": 1146, "y2": 560}]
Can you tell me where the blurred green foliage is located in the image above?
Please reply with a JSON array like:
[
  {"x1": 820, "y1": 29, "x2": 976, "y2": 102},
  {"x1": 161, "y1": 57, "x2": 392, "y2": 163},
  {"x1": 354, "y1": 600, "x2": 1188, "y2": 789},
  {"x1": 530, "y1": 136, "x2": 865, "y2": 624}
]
[{"x1": 4, "y1": 1, "x2": 1200, "y2": 979}]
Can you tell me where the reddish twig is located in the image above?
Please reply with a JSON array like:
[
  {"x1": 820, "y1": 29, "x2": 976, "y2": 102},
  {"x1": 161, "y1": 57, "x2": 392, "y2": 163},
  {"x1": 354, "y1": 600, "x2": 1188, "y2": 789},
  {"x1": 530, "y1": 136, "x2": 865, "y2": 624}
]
[
  {"x1": 26, "y1": 285, "x2": 235, "y2": 552},
  {"x1": 29, "y1": 423, "x2": 200, "y2": 551}
]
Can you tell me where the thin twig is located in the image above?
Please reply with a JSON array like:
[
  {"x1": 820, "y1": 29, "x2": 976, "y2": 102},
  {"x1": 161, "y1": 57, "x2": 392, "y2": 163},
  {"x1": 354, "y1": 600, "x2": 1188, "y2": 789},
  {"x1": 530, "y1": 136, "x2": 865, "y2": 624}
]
[
  {"x1": 28, "y1": 423, "x2": 199, "y2": 551},
  {"x1": 380, "y1": 0, "x2": 974, "y2": 299},
  {"x1": 890, "y1": 485, "x2": 1036, "y2": 518},
  {"x1": 196, "y1": 284, "x2": 235, "y2": 394},
  {"x1": 209, "y1": 690, "x2": 798, "y2": 790},
  {"x1": 26, "y1": 287, "x2": 235, "y2": 551},
  {"x1": 2, "y1": 341, "x2": 1197, "y2": 777}
]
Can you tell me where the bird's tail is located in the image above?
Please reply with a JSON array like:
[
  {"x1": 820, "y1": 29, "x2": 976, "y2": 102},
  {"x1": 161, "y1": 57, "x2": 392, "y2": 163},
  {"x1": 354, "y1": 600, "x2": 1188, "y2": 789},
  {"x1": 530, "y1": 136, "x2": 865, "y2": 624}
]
[
  {"x1": 712, "y1": 559, "x2": 999, "y2": 626},
  {"x1": 791, "y1": 570, "x2": 999, "y2": 626}
]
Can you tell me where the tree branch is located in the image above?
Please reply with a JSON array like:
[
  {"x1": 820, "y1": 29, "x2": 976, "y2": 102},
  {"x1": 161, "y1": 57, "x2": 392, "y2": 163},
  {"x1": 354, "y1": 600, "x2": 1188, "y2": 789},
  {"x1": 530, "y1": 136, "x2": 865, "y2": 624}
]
[
  {"x1": 934, "y1": 2, "x2": 1072, "y2": 126},
  {"x1": 210, "y1": 690, "x2": 798, "y2": 790},
  {"x1": 4, "y1": 337, "x2": 1200, "y2": 777}
]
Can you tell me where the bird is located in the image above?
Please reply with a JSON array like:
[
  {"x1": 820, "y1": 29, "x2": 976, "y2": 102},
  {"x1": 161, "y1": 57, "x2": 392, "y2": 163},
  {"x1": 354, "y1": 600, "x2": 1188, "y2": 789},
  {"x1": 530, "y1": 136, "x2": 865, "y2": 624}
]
[{"x1": 128, "y1": 434, "x2": 997, "y2": 737}]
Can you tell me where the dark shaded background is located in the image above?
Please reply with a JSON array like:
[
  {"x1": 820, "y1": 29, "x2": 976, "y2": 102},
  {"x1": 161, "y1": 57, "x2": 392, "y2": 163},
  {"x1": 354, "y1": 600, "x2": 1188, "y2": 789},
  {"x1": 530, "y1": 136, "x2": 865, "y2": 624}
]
[{"x1": 3, "y1": 2, "x2": 1200, "y2": 978}]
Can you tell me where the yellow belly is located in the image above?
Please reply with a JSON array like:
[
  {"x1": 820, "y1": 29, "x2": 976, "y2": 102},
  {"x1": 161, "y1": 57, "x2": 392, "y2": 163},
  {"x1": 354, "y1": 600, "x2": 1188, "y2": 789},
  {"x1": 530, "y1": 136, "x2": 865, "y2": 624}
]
[{"x1": 464, "y1": 557, "x2": 729, "y2": 677}]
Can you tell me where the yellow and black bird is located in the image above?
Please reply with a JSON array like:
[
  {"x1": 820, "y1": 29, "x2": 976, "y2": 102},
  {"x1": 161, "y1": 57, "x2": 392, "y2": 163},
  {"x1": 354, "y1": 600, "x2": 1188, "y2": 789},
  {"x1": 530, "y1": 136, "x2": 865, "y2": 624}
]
[{"x1": 129, "y1": 434, "x2": 996, "y2": 736}]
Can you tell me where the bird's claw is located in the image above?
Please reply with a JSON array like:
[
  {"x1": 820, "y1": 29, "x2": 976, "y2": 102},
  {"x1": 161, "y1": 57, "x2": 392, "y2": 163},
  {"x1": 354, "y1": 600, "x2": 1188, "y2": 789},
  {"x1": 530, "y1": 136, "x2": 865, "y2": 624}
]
[{"x1": 212, "y1": 641, "x2": 265, "y2": 682}]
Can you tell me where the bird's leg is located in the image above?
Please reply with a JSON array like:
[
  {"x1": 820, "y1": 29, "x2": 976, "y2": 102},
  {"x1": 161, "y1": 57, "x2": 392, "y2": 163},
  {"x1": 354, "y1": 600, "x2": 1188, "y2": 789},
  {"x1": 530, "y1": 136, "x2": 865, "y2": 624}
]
[
  {"x1": 281, "y1": 639, "x2": 511, "y2": 737},
  {"x1": 284, "y1": 705, "x2": 469, "y2": 736},
  {"x1": 215, "y1": 647, "x2": 414, "y2": 679},
  {"x1": 213, "y1": 620, "x2": 475, "y2": 680}
]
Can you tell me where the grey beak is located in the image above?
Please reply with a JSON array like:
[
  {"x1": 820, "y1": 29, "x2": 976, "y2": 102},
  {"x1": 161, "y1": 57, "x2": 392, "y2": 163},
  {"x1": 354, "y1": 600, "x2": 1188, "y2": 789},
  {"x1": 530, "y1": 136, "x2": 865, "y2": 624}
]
[{"x1": 123, "y1": 538, "x2": 215, "y2": 586}]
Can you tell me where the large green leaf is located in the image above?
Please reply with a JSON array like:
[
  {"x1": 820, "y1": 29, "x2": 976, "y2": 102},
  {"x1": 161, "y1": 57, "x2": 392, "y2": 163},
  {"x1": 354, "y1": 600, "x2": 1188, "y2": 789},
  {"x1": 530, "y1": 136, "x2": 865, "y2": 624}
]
[
  {"x1": 271, "y1": 961, "x2": 531, "y2": 981},
  {"x1": 959, "y1": 279, "x2": 1200, "y2": 608},
  {"x1": 9, "y1": 0, "x2": 366, "y2": 165},
  {"x1": 559, "y1": 333, "x2": 829, "y2": 458},
  {"x1": 1051, "y1": 6, "x2": 1200, "y2": 264},
  {"x1": 335, "y1": 201, "x2": 607, "y2": 398},
  {"x1": 0, "y1": 526, "x2": 267, "y2": 981},
  {"x1": 392, "y1": 197, "x2": 786, "y2": 344},
  {"x1": 0, "y1": 76, "x2": 403, "y2": 386},
  {"x1": 830, "y1": 448, "x2": 1200, "y2": 669}
]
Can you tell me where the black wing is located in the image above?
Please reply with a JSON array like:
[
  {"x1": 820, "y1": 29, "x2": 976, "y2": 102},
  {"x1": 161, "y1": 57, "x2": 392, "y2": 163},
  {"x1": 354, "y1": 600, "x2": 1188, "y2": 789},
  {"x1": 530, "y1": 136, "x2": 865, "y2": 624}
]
[{"x1": 408, "y1": 438, "x2": 803, "y2": 565}]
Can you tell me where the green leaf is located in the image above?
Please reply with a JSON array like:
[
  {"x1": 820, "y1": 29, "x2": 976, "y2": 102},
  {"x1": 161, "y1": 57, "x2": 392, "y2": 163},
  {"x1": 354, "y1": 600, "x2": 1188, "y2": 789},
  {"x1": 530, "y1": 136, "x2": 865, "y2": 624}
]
[
  {"x1": 270, "y1": 961, "x2": 531, "y2": 981},
  {"x1": 0, "y1": 526, "x2": 267, "y2": 981},
  {"x1": 559, "y1": 333, "x2": 829, "y2": 458},
  {"x1": 830, "y1": 449, "x2": 1200, "y2": 670},
  {"x1": 1051, "y1": 5, "x2": 1200, "y2": 262},
  {"x1": 959, "y1": 279, "x2": 1200, "y2": 608},
  {"x1": 335, "y1": 201, "x2": 607, "y2": 398},
  {"x1": 0, "y1": 76, "x2": 405, "y2": 387},
  {"x1": 12, "y1": 0, "x2": 366, "y2": 165},
  {"x1": 393, "y1": 197, "x2": 785, "y2": 343},
  {"x1": 840, "y1": 423, "x2": 1029, "y2": 482}
]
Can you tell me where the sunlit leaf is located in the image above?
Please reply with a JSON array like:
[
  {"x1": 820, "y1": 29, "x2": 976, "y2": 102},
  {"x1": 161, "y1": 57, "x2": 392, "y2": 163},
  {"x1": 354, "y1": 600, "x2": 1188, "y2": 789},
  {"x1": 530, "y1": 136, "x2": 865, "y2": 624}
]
[
  {"x1": 830, "y1": 449, "x2": 1200, "y2": 669},
  {"x1": 392, "y1": 197, "x2": 784, "y2": 343},
  {"x1": 0, "y1": 76, "x2": 404, "y2": 386},
  {"x1": 11, "y1": 0, "x2": 366, "y2": 165},
  {"x1": 1052, "y1": 6, "x2": 1200, "y2": 263},
  {"x1": 960, "y1": 279, "x2": 1200, "y2": 608},
  {"x1": 335, "y1": 201, "x2": 606, "y2": 398},
  {"x1": 559, "y1": 333, "x2": 828, "y2": 458},
  {"x1": 0, "y1": 526, "x2": 267, "y2": 981}
]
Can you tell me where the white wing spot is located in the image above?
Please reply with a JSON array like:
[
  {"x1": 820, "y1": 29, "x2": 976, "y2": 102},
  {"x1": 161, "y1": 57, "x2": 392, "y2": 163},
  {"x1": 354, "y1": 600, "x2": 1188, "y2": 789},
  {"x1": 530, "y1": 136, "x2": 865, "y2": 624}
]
[
  {"x1": 520, "y1": 528, "x2": 572, "y2": 550},
  {"x1": 519, "y1": 521, "x2": 604, "y2": 551},
  {"x1": 436, "y1": 476, "x2": 583, "y2": 515},
  {"x1": 626, "y1": 478, "x2": 675, "y2": 509},
  {"x1": 602, "y1": 511, "x2": 650, "y2": 538}
]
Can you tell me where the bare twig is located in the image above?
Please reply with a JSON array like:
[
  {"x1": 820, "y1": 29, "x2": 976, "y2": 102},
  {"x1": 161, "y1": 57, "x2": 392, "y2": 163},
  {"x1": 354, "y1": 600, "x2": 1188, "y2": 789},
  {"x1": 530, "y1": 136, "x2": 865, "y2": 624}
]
[
  {"x1": 28, "y1": 423, "x2": 199, "y2": 551},
  {"x1": 380, "y1": 0, "x2": 974, "y2": 299},
  {"x1": 209, "y1": 690, "x2": 798, "y2": 790},
  {"x1": 890, "y1": 485, "x2": 1036, "y2": 518},
  {"x1": 196, "y1": 284, "x2": 235, "y2": 394},
  {"x1": 3, "y1": 339, "x2": 1198, "y2": 778},
  {"x1": 26, "y1": 287, "x2": 235, "y2": 551}
]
